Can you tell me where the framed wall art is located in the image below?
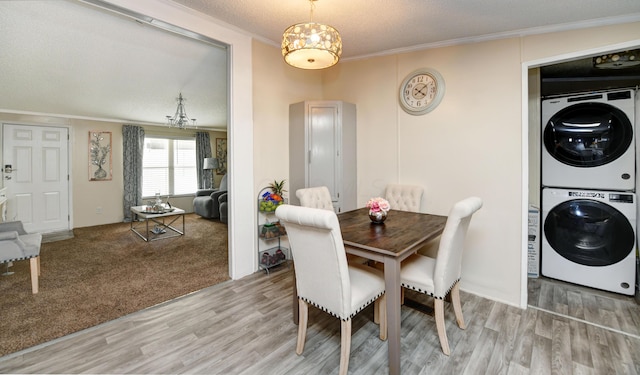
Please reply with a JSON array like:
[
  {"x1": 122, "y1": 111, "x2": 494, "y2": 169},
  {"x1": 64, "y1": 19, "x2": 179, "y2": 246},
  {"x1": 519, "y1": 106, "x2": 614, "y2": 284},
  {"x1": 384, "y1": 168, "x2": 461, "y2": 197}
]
[
  {"x1": 215, "y1": 138, "x2": 227, "y2": 175},
  {"x1": 89, "y1": 131, "x2": 112, "y2": 181}
]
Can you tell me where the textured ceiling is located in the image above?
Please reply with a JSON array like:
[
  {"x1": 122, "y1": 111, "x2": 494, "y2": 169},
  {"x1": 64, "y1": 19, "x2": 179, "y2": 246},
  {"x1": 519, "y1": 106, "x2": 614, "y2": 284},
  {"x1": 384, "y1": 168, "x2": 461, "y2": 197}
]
[
  {"x1": 0, "y1": 0, "x2": 228, "y2": 129},
  {"x1": 170, "y1": 0, "x2": 640, "y2": 59},
  {"x1": 1, "y1": 0, "x2": 639, "y2": 129}
]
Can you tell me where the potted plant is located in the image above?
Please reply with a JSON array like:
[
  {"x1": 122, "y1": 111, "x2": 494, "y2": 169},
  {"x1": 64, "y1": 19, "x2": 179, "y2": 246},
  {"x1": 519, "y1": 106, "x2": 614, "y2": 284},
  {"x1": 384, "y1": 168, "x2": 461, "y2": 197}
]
[{"x1": 268, "y1": 179, "x2": 286, "y2": 199}]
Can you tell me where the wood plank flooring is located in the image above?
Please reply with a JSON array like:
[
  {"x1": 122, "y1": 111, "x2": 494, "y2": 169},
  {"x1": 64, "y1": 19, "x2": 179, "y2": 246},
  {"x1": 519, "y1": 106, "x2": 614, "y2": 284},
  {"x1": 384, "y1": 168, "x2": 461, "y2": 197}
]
[{"x1": 0, "y1": 267, "x2": 638, "y2": 374}]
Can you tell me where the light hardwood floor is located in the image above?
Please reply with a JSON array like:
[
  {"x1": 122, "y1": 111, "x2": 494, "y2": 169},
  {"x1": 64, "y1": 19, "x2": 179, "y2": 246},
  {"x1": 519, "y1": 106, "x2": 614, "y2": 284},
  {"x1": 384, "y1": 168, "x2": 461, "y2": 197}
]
[{"x1": 0, "y1": 266, "x2": 638, "y2": 374}]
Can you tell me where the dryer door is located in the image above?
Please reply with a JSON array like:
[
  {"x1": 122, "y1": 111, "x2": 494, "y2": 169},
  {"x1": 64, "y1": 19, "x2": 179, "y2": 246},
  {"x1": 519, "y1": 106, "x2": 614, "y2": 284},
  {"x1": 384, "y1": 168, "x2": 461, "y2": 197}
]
[
  {"x1": 543, "y1": 102, "x2": 633, "y2": 168},
  {"x1": 544, "y1": 199, "x2": 635, "y2": 266}
]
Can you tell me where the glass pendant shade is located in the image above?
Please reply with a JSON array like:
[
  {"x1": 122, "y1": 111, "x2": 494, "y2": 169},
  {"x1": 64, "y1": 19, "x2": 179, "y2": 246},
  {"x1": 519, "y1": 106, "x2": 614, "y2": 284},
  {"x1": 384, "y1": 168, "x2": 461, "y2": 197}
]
[{"x1": 281, "y1": 22, "x2": 342, "y2": 69}]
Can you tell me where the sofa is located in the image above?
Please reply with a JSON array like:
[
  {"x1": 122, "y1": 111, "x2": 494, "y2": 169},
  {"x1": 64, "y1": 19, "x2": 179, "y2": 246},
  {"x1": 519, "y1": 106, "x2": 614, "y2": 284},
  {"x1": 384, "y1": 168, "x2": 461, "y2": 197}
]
[
  {"x1": 193, "y1": 174, "x2": 227, "y2": 220},
  {"x1": 219, "y1": 193, "x2": 228, "y2": 224}
]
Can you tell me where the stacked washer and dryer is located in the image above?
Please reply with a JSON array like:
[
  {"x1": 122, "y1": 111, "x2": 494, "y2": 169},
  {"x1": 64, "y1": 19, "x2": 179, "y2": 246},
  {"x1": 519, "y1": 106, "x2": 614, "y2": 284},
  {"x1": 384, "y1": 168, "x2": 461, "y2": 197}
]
[{"x1": 541, "y1": 89, "x2": 637, "y2": 295}]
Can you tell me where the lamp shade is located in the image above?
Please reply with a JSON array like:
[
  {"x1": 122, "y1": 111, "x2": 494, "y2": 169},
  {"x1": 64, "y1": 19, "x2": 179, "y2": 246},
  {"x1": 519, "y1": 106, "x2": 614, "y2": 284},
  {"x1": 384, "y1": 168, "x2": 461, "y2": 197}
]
[
  {"x1": 203, "y1": 157, "x2": 219, "y2": 170},
  {"x1": 282, "y1": 22, "x2": 342, "y2": 69}
]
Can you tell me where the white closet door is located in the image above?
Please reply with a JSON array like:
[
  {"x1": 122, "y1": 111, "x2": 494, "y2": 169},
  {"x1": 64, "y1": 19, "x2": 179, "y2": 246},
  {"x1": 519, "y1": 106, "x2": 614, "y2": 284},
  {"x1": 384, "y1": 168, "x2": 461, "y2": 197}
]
[{"x1": 307, "y1": 104, "x2": 338, "y2": 203}]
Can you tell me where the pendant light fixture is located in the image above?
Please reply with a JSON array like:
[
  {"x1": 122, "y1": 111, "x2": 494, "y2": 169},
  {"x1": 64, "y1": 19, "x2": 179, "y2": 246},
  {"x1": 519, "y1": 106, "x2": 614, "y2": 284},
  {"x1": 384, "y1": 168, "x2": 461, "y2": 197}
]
[
  {"x1": 166, "y1": 93, "x2": 196, "y2": 129},
  {"x1": 281, "y1": 0, "x2": 342, "y2": 70},
  {"x1": 593, "y1": 50, "x2": 640, "y2": 69}
]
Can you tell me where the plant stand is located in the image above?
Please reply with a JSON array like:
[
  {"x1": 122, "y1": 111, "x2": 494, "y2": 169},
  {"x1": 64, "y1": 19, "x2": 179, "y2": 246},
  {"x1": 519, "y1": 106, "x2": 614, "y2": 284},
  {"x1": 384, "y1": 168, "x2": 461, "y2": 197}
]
[{"x1": 257, "y1": 186, "x2": 289, "y2": 274}]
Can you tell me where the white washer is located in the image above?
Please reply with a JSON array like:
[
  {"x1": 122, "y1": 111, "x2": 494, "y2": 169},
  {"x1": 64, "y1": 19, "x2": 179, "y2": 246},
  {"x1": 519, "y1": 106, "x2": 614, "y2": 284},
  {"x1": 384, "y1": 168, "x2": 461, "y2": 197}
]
[
  {"x1": 542, "y1": 89, "x2": 635, "y2": 191},
  {"x1": 542, "y1": 188, "x2": 636, "y2": 295}
]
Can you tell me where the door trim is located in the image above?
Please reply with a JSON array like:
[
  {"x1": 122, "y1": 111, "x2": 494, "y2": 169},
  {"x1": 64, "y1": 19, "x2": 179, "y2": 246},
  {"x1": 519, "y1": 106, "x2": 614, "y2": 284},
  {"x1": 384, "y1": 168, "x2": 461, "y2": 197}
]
[{"x1": 1, "y1": 121, "x2": 73, "y2": 232}]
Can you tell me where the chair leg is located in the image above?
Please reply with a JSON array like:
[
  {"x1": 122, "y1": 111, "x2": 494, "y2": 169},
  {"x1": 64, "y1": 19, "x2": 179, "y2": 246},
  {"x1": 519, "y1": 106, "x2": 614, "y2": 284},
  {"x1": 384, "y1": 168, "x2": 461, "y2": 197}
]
[
  {"x1": 377, "y1": 294, "x2": 387, "y2": 341},
  {"x1": 451, "y1": 282, "x2": 465, "y2": 329},
  {"x1": 374, "y1": 299, "x2": 379, "y2": 325},
  {"x1": 29, "y1": 256, "x2": 39, "y2": 294},
  {"x1": 434, "y1": 299, "x2": 450, "y2": 355},
  {"x1": 296, "y1": 299, "x2": 308, "y2": 355},
  {"x1": 339, "y1": 319, "x2": 352, "y2": 375}
]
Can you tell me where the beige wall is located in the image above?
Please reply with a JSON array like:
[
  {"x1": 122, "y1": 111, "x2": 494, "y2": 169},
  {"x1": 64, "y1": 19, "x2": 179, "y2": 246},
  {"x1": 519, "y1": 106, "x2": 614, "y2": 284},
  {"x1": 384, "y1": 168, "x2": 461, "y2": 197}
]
[
  {"x1": 2, "y1": 2, "x2": 638, "y2": 302},
  {"x1": 252, "y1": 40, "x2": 322, "y2": 194},
  {"x1": 252, "y1": 21, "x2": 640, "y2": 306},
  {"x1": 322, "y1": 38, "x2": 524, "y2": 304}
]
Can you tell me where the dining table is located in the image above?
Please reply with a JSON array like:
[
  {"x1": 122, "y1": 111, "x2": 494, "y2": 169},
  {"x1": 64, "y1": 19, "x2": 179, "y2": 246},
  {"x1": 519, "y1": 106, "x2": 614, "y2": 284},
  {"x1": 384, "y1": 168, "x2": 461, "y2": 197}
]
[{"x1": 291, "y1": 207, "x2": 447, "y2": 375}]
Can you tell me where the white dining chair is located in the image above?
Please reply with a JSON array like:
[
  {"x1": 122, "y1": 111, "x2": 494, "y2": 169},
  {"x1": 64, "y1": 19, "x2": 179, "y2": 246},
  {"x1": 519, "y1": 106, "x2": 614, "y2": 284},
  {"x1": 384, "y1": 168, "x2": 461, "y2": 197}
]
[
  {"x1": 296, "y1": 186, "x2": 368, "y2": 266},
  {"x1": 295, "y1": 186, "x2": 334, "y2": 211},
  {"x1": 275, "y1": 204, "x2": 387, "y2": 375},
  {"x1": 385, "y1": 184, "x2": 424, "y2": 212},
  {"x1": 400, "y1": 196, "x2": 482, "y2": 355}
]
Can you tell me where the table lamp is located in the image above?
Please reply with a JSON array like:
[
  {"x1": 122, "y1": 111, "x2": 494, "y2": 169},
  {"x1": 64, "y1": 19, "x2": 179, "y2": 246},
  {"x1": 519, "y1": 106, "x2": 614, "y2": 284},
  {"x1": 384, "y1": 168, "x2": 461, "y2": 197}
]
[{"x1": 203, "y1": 157, "x2": 219, "y2": 189}]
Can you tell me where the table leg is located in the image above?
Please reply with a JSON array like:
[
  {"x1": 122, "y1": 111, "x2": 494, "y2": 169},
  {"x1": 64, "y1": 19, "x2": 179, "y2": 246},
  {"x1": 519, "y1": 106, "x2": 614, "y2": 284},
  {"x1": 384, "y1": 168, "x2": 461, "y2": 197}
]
[{"x1": 384, "y1": 256, "x2": 401, "y2": 375}]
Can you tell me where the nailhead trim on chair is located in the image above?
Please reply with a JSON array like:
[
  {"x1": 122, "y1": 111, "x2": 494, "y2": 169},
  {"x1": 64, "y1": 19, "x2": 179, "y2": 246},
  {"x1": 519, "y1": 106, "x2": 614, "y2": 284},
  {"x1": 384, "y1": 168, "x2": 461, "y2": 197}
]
[
  {"x1": 401, "y1": 278, "x2": 460, "y2": 300},
  {"x1": 299, "y1": 291, "x2": 385, "y2": 321},
  {"x1": 1, "y1": 255, "x2": 37, "y2": 263}
]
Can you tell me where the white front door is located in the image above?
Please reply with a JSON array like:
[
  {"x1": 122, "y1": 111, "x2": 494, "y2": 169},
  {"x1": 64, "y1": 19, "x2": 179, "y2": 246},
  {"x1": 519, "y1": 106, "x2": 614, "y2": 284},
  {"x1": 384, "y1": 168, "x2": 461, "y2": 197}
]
[{"x1": 2, "y1": 124, "x2": 70, "y2": 233}]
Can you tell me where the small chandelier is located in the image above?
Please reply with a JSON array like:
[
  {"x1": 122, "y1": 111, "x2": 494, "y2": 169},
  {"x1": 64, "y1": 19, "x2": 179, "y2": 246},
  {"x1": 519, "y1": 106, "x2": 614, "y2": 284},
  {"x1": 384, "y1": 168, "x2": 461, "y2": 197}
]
[
  {"x1": 281, "y1": 0, "x2": 342, "y2": 70},
  {"x1": 593, "y1": 50, "x2": 640, "y2": 69},
  {"x1": 166, "y1": 93, "x2": 196, "y2": 129}
]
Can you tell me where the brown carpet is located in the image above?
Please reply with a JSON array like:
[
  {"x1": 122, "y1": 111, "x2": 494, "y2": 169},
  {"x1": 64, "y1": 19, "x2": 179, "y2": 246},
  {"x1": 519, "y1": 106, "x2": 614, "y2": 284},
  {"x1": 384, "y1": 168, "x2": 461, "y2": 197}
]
[{"x1": 0, "y1": 214, "x2": 229, "y2": 356}]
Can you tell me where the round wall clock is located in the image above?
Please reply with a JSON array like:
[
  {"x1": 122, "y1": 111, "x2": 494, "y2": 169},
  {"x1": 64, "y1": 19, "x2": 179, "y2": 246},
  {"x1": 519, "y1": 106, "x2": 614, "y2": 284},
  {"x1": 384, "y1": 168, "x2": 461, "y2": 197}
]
[{"x1": 399, "y1": 68, "x2": 445, "y2": 115}]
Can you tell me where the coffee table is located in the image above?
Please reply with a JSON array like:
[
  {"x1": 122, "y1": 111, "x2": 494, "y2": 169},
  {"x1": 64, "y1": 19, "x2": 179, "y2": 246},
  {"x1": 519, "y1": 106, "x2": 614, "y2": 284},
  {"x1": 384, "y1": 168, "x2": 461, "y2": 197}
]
[{"x1": 130, "y1": 206, "x2": 185, "y2": 242}]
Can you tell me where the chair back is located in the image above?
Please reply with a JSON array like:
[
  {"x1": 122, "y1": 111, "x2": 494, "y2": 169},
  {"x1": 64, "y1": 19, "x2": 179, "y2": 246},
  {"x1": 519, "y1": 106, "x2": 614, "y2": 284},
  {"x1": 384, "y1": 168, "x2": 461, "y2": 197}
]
[
  {"x1": 276, "y1": 204, "x2": 352, "y2": 319},
  {"x1": 433, "y1": 197, "x2": 482, "y2": 296},
  {"x1": 296, "y1": 186, "x2": 334, "y2": 211},
  {"x1": 218, "y1": 174, "x2": 228, "y2": 191},
  {"x1": 385, "y1": 184, "x2": 423, "y2": 212}
]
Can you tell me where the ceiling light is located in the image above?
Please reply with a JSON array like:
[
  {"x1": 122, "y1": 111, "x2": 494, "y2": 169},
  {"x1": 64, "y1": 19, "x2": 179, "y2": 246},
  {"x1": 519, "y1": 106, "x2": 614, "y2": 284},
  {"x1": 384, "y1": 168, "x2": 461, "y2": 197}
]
[
  {"x1": 166, "y1": 93, "x2": 196, "y2": 129},
  {"x1": 593, "y1": 50, "x2": 640, "y2": 69},
  {"x1": 281, "y1": 0, "x2": 342, "y2": 70}
]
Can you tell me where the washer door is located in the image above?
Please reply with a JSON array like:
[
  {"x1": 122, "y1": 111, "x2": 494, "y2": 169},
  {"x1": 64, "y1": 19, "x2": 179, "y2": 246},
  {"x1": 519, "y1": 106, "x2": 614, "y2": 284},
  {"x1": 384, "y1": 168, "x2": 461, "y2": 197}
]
[
  {"x1": 543, "y1": 102, "x2": 633, "y2": 168},
  {"x1": 544, "y1": 199, "x2": 635, "y2": 266}
]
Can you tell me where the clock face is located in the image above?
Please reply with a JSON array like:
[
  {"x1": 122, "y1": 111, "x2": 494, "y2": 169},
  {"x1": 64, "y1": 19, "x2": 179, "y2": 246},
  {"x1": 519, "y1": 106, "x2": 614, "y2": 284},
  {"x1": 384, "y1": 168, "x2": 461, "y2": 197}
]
[{"x1": 399, "y1": 69, "x2": 445, "y2": 115}]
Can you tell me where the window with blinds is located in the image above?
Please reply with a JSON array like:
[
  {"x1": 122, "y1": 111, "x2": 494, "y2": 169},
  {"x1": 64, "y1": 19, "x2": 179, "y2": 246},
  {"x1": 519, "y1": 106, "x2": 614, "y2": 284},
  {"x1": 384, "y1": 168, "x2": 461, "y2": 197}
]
[{"x1": 142, "y1": 137, "x2": 197, "y2": 197}]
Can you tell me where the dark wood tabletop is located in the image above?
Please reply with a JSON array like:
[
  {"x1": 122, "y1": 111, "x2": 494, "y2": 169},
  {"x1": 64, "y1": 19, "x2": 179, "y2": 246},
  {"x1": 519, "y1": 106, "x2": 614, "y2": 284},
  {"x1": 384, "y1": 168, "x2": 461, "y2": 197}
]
[{"x1": 337, "y1": 207, "x2": 447, "y2": 257}]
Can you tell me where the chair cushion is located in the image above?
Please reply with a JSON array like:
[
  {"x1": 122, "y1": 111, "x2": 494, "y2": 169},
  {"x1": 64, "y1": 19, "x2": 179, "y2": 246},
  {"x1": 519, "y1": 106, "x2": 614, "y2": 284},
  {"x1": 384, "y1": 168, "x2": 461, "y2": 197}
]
[
  {"x1": 20, "y1": 233, "x2": 42, "y2": 258},
  {"x1": 0, "y1": 232, "x2": 41, "y2": 262},
  {"x1": 400, "y1": 253, "x2": 439, "y2": 297},
  {"x1": 347, "y1": 264, "x2": 385, "y2": 319}
]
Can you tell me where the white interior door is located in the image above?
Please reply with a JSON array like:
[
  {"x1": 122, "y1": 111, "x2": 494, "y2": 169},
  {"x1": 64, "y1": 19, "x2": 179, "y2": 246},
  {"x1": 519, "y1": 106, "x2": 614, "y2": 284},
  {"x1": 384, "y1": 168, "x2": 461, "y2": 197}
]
[{"x1": 2, "y1": 124, "x2": 70, "y2": 233}]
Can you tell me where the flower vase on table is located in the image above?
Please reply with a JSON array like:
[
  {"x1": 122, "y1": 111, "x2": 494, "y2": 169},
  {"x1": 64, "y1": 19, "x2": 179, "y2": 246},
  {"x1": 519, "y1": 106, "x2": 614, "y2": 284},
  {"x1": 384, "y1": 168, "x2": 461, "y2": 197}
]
[{"x1": 366, "y1": 197, "x2": 391, "y2": 224}]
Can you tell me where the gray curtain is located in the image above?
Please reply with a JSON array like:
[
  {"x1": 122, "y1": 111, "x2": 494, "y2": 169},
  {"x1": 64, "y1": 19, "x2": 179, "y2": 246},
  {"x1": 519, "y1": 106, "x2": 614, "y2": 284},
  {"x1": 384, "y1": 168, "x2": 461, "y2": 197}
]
[
  {"x1": 196, "y1": 132, "x2": 213, "y2": 189},
  {"x1": 122, "y1": 125, "x2": 145, "y2": 222}
]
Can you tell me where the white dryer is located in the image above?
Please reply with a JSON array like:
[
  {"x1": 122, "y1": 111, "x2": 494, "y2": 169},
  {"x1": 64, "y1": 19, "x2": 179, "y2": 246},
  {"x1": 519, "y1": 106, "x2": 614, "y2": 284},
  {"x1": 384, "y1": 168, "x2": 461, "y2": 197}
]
[
  {"x1": 542, "y1": 89, "x2": 635, "y2": 191},
  {"x1": 542, "y1": 188, "x2": 636, "y2": 295}
]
